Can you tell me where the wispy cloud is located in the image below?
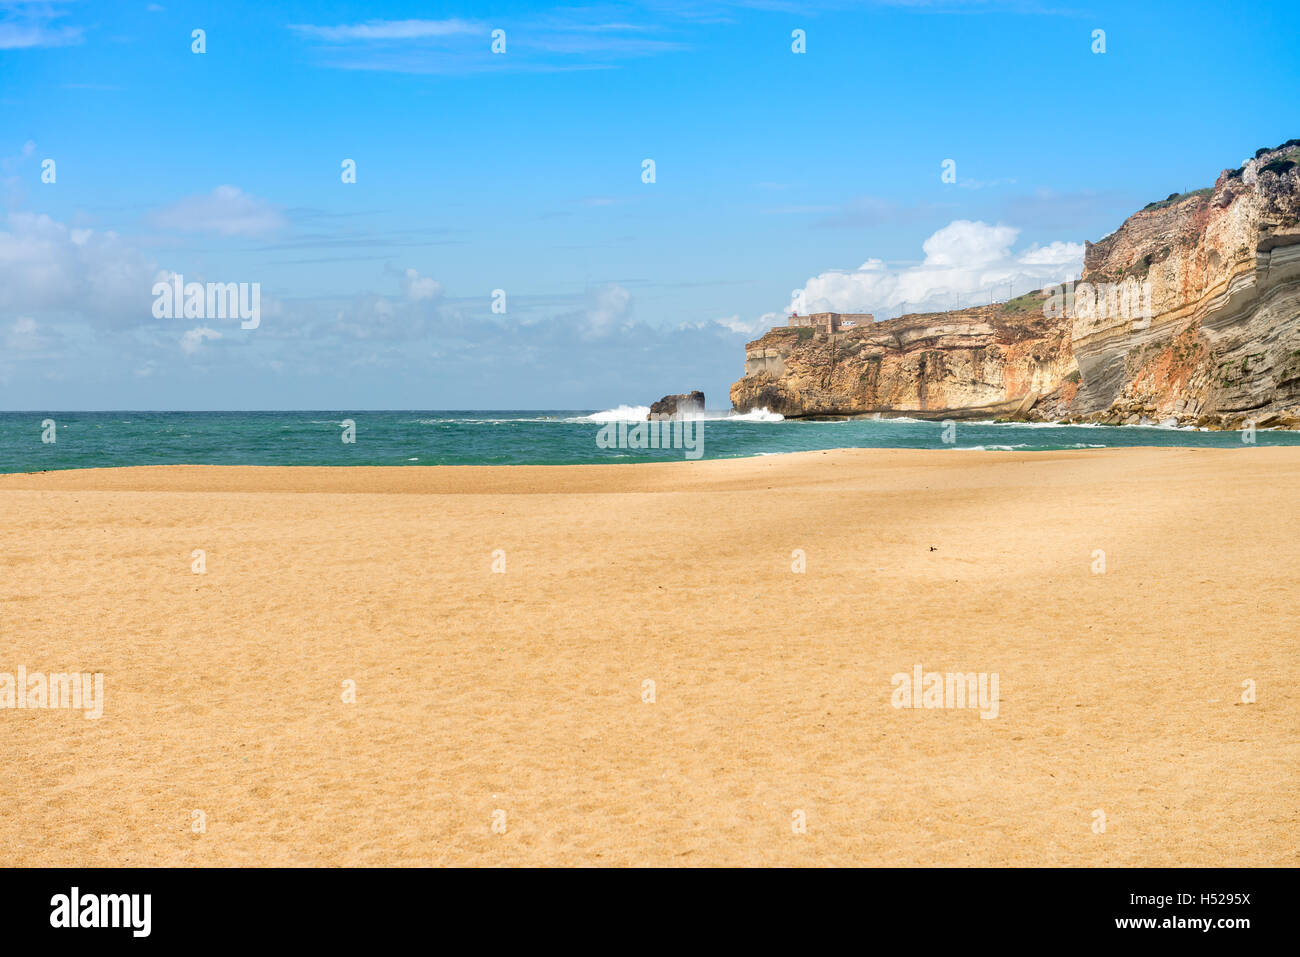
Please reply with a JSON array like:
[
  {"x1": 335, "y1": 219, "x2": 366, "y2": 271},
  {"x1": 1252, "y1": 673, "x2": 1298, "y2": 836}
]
[
  {"x1": 0, "y1": 1, "x2": 83, "y2": 49},
  {"x1": 854, "y1": 0, "x2": 1087, "y2": 14},
  {"x1": 252, "y1": 225, "x2": 465, "y2": 254},
  {"x1": 5, "y1": 315, "x2": 62, "y2": 353},
  {"x1": 999, "y1": 186, "x2": 1134, "y2": 232},
  {"x1": 763, "y1": 193, "x2": 962, "y2": 227},
  {"x1": 287, "y1": 11, "x2": 690, "y2": 74},
  {"x1": 806, "y1": 195, "x2": 954, "y2": 228},
  {"x1": 958, "y1": 175, "x2": 1017, "y2": 190},
  {"x1": 287, "y1": 19, "x2": 479, "y2": 42},
  {"x1": 149, "y1": 186, "x2": 286, "y2": 237}
]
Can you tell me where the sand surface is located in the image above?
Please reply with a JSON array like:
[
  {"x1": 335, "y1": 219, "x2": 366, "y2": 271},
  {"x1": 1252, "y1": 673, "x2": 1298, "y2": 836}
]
[{"x1": 1, "y1": 447, "x2": 1296, "y2": 866}]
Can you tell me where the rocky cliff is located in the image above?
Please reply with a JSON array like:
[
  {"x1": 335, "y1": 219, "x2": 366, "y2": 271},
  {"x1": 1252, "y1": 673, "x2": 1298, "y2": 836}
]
[{"x1": 730, "y1": 140, "x2": 1300, "y2": 428}]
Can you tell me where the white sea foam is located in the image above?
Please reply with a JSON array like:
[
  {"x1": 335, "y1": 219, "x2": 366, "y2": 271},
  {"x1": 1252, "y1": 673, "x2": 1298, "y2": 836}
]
[
  {"x1": 952, "y1": 442, "x2": 1105, "y2": 450},
  {"x1": 856, "y1": 415, "x2": 929, "y2": 424},
  {"x1": 413, "y1": 417, "x2": 559, "y2": 425},
  {"x1": 573, "y1": 405, "x2": 652, "y2": 423},
  {"x1": 574, "y1": 404, "x2": 787, "y2": 423},
  {"x1": 721, "y1": 407, "x2": 784, "y2": 422},
  {"x1": 967, "y1": 418, "x2": 1209, "y2": 432}
]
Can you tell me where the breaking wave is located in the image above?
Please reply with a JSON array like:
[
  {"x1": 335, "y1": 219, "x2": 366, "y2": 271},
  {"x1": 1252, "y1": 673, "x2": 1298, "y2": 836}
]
[
  {"x1": 721, "y1": 407, "x2": 784, "y2": 422},
  {"x1": 575, "y1": 405, "x2": 652, "y2": 422}
]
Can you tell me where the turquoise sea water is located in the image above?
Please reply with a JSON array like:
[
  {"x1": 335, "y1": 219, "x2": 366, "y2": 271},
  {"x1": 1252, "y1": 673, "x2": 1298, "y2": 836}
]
[{"x1": 2, "y1": 409, "x2": 1297, "y2": 474}]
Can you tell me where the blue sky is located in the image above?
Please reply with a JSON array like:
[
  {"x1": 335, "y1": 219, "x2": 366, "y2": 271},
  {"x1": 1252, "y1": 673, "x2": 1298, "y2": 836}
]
[{"x1": 2, "y1": 0, "x2": 1298, "y2": 410}]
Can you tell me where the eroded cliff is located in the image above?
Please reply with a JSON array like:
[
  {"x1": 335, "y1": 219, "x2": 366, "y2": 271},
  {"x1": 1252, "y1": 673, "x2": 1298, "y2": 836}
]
[
  {"x1": 731, "y1": 140, "x2": 1300, "y2": 427},
  {"x1": 732, "y1": 296, "x2": 1076, "y2": 419}
]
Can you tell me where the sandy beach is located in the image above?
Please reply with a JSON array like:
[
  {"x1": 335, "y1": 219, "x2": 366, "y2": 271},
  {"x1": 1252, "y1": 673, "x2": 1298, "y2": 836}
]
[{"x1": 1, "y1": 447, "x2": 1296, "y2": 867}]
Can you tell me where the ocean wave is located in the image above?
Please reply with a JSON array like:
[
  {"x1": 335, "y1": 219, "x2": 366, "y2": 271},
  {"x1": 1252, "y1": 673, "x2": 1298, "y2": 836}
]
[
  {"x1": 952, "y1": 441, "x2": 1107, "y2": 451},
  {"x1": 722, "y1": 407, "x2": 784, "y2": 422},
  {"x1": 859, "y1": 415, "x2": 929, "y2": 424},
  {"x1": 411, "y1": 417, "x2": 562, "y2": 425},
  {"x1": 571, "y1": 405, "x2": 652, "y2": 422},
  {"x1": 959, "y1": 419, "x2": 1211, "y2": 432}
]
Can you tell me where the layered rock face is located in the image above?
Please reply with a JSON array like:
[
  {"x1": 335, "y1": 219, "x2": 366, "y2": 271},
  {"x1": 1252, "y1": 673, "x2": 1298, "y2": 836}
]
[
  {"x1": 1068, "y1": 144, "x2": 1300, "y2": 427},
  {"x1": 731, "y1": 141, "x2": 1300, "y2": 427},
  {"x1": 732, "y1": 298, "x2": 1076, "y2": 419}
]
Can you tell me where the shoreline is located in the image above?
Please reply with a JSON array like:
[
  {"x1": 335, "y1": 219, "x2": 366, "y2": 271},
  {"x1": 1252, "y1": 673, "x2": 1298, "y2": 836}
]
[
  {"x1": 0, "y1": 440, "x2": 1294, "y2": 483},
  {"x1": 0, "y1": 443, "x2": 1287, "y2": 487}
]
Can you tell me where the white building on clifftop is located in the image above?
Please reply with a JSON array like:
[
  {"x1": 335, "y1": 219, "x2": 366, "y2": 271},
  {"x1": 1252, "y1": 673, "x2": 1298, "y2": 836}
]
[{"x1": 786, "y1": 312, "x2": 873, "y2": 333}]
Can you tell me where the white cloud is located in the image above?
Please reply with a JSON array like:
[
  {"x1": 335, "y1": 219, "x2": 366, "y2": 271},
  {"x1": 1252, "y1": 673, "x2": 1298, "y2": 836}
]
[
  {"x1": 920, "y1": 221, "x2": 1018, "y2": 267},
  {"x1": 584, "y1": 283, "x2": 631, "y2": 338},
  {"x1": 180, "y1": 326, "x2": 223, "y2": 354},
  {"x1": 5, "y1": 316, "x2": 56, "y2": 352},
  {"x1": 1018, "y1": 240, "x2": 1085, "y2": 265},
  {"x1": 150, "y1": 186, "x2": 286, "y2": 237},
  {"x1": 0, "y1": 212, "x2": 155, "y2": 320},
  {"x1": 403, "y1": 267, "x2": 443, "y2": 301},
  {"x1": 716, "y1": 313, "x2": 776, "y2": 336},
  {"x1": 788, "y1": 220, "x2": 1085, "y2": 317}
]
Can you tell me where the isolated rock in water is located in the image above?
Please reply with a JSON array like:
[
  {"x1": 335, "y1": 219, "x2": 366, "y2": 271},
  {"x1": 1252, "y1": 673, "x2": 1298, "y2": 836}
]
[{"x1": 648, "y1": 391, "x2": 705, "y2": 420}]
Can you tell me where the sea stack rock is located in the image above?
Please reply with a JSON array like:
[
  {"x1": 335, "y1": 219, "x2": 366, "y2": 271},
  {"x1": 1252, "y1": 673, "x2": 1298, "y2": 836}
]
[{"x1": 648, "y1": 390, "x2": 705, "y2": 420}]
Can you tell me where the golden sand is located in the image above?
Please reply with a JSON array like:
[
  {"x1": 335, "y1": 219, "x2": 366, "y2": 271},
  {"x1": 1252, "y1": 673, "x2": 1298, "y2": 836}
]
[{"x1": 1, "y1": 447, "x2": 1296, "y2": 866}]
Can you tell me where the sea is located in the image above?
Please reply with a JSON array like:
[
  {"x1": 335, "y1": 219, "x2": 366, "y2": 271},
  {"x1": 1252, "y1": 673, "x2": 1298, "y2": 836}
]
[{"x1": 2, "y1": 408, "x2": 1297, "y2": 474}]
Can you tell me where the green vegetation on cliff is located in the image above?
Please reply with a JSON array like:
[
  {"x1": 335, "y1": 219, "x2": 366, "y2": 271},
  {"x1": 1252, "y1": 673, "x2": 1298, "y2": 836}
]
[{"x1": 1141, "y1": 187, "x2": 1213, "y2": 212}]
